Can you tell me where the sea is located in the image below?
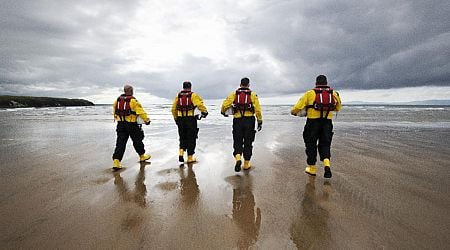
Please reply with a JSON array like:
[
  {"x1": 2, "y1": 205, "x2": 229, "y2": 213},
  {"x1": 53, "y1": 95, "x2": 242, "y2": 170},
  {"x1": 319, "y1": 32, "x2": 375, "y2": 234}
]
[
  {"x1": 1, "y1": 104, "x2": 449, "y2": 129},
  {"x1": 1, "y1": 104, "x2": 449, "y2": 153}
]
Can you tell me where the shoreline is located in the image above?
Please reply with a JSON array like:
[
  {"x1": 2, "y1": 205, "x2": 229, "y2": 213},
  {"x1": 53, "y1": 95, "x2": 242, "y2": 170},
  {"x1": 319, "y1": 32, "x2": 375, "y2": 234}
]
[{"x1": 0, "y1": 95, "x2": 94, "y2": 108}]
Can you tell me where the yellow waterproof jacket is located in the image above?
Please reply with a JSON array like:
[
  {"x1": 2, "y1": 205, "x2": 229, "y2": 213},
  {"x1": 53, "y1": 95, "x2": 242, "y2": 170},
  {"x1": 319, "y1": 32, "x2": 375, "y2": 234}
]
[
  {"x1": 221, "y1": 89, "x2": 263, "y2": 122},
  {"x1": 291, "y1": 89, "x2": 342, "y2": 119},
  {"x1": 171, "y1": 92, "x2": 208, "y2": 119},
  {"x1": 113, "y1": 96, "x2": 150, "y2": 122}
]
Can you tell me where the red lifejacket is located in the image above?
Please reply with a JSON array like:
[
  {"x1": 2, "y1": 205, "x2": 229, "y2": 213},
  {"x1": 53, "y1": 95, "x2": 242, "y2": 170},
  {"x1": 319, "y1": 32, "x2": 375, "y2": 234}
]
[
  {"x1": 233, "y1": 88, "x2": 253, "y2": 115},
  {"x1": 177, "y1": 90, "x2": 195, "y2": 116},
  {"x1": 308, "y1": 86, "x2": 336, "y2": 118},
  {"x1": 115, "y1": 95, "x2": 136, "y2": 121}
]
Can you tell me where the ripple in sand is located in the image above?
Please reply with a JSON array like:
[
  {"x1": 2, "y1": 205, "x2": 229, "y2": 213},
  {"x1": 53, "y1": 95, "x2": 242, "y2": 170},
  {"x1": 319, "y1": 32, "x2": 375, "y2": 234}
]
[{"x1": 156, "y1": 181, "x2": 178, "y2": 191}]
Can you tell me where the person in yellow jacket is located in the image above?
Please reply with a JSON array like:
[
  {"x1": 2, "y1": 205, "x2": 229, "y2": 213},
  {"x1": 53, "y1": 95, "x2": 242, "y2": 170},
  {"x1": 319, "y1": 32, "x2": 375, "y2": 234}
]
[
  {"x1": 171, "y1": 81, "x2": 208, "y2": 163},
  {"x1": 112, "y1": 84, "x2": 151, "y2": 170},
  {"x1": 291, "y1": 75, "x2": 342, "y2": 178},
  {"x1": 221, "y1": 77, "x2": 263, "y2": 172}
]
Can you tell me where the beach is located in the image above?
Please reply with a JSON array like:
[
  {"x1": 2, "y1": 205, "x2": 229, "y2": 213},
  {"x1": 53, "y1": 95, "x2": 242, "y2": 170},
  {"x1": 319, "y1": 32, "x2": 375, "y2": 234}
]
[{"x1": 0, "y1": 105, "x2": 449, "y2": 249}]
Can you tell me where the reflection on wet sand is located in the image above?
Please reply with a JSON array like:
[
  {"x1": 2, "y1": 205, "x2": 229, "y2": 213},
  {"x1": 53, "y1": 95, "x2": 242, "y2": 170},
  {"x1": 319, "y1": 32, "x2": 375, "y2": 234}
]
[
  {"x1": 227, "y1": 174, "x2": 261, "y2": 249},
  {"x1": 113, "y1": 162, "x2": 149, "y2": 207},
  {"x1": 112, "y1": 162, "x2": 150, "y2": 232},
  {"x1": 179, "y1": 163, "x2": 200, "y2": 207},
  {"x1": 290, "y1": 177, "x2": 332, "y2": 249}
]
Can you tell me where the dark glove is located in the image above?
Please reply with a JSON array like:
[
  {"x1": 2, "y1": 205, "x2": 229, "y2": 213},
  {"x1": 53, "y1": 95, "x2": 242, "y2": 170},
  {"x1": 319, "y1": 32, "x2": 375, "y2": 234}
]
[
  {"x1": 291, "y1": 110, "x2": 297, "y2": 116},
  {"x1": 257, "y1": 121, "x2": 262, "y2": 131},
  {"x1": 145, "y1": 120, "x2": 151, "y2": 125},
  {"x1": 201, "y1": 112, "x2": 208, "y2": 118},
  {"x1": 221, "y1": 111, "x2": 229, "y2": 117}
]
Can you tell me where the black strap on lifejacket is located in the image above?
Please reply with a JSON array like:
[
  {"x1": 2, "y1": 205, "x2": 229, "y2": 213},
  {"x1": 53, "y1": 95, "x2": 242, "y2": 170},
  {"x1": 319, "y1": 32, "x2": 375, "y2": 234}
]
[
  {"x1": 177, "y1": 91, "x2": 195, "y2": 117},
  {"x1": 115, "y1": 95, "x2": 136, "y2": 121},
  {"x1": 306, "y1": 86, "x2": 335, "y2": 119},
  {"x1": 233, "y1": 88, "x2": 254, "y2": 117}
]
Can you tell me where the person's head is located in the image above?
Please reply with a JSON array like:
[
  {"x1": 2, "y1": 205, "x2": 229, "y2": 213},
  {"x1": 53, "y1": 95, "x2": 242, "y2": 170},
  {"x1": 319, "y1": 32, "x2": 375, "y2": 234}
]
[
  {"x1": 124, "y1": 84, "x2": 134, "y2": 95},
  {"x1": 240, "y1": 77, "x2": 250, "y2": 87},
  {"x1": 183, "y1": 81, "x2": 192, "y2": 90},
  {"x1": 316, "y1": 75, "x2": 327, "y2": 86}
]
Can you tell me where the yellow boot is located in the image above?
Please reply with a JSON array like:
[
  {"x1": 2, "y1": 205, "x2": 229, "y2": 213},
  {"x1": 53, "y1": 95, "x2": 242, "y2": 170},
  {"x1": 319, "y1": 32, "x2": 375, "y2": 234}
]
[
  {"x1": 305, "y1": 165, "x2": 316, "y2": 176},
  {"x1": 179, "y1": 149, "x2": 185, "y2": 162},
  {"x1": 234, "y1": 154, "x2": 242, "y2": 172},
  {"x1": 112, "y1": 159, "x2": 122, "y2": 170},
  {"x1": 187, "y1": 155, "x2": 197, "y2": 163},
  {"x1": 139, "y1": 154, "x2": 151, "y2": 162},
  {"x1": 243, "y1": 160, "x2": 251, "y2": 170},
  {"x1": 323, "y1": 158, "x2": 332, "y2": 178}
]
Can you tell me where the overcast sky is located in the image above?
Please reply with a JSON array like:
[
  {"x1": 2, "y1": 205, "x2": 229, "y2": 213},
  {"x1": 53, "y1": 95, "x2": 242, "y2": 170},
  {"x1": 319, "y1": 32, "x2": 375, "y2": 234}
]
[{"x1": 1, "y1": 0, "x2": 449, "y2": 103}]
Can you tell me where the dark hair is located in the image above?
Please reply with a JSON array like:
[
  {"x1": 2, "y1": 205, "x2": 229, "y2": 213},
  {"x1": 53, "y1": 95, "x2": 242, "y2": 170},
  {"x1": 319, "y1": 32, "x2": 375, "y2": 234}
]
[
  {"x1": 183, "y1": 81, "x2": 192, "y2": 89},
  {"x1": 316, "y1": 75, "x2": 327, "y2": 85},
  {"x1": 240, "y1": 77, "x2": 250, "y2": 86}
]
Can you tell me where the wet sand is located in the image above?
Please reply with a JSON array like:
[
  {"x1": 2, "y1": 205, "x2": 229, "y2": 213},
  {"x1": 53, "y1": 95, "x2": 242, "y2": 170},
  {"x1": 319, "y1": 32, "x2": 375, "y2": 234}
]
[{"x1": 0, "y1": 116, "x2": 449, "y2": 249}]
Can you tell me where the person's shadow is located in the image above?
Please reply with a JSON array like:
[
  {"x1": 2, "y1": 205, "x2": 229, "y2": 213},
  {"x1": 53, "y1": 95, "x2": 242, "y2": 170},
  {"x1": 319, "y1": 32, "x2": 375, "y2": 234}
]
[
  {"x1": 113, "y1": 162, "x2": 149, "y2": 207},
  {"x1": 178, "y1": 163, "x2": 200, "y2": 207},
  {"x1": 290, "y1": 176, "x2": 332, "y2": 249},
  {"x1": 226, "y1": 174, "x2": 261, "y2": 249}
]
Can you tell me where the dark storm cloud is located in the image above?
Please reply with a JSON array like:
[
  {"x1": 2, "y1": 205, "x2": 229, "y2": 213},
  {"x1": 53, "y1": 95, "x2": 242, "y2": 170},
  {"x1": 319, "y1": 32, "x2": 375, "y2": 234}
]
[
  {"x1": 0, "y1": 0, "x2": 449, "y2": 100},
  {"x1": 233, "y1": 0, "x2": 450, "y2": 92},
  {"x1": 0, "y1": 0, "x2": 141, "y2": 97}
]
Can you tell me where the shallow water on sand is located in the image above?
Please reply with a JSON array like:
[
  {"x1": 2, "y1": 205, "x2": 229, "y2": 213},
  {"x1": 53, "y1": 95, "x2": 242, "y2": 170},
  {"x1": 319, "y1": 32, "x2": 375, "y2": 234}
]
[{"x1": 0, "y1": 105, "x2": 449, "y2": 249}]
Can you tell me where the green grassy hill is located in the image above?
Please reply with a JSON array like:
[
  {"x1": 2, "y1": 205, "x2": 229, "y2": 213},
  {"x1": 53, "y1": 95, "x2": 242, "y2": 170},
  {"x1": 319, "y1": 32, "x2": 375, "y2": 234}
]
[{"x1": 0, "y1": 96, "x2": 94, "y2": 108}]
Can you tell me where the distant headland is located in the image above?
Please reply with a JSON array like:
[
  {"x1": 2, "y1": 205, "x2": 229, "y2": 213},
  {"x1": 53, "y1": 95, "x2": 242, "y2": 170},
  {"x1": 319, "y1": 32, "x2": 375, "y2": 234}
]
[{"x1": 0, "y1": 95, "x2": 94, "y2": 108}]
